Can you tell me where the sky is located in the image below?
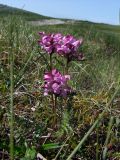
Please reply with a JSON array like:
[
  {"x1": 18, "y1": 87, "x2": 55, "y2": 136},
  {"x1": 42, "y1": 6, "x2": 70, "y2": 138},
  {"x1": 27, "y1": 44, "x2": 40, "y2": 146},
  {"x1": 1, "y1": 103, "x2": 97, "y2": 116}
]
[{"x1": 0, "y1": 0, "x2": 120, "y2": 25}]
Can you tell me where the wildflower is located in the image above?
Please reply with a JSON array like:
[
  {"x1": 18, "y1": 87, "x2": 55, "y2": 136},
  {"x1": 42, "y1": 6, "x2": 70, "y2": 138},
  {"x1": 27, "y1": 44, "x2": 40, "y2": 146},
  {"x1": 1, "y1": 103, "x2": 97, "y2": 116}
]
[
  {"x1": 38, "y1": 32, "x2": 62, "y2": 54},
  {"x1": 43, "y1": 69, "x2": 71, "y2": 97},
  {"x1": 56, "y1": 35, "x2": 83, "y2": 62}
]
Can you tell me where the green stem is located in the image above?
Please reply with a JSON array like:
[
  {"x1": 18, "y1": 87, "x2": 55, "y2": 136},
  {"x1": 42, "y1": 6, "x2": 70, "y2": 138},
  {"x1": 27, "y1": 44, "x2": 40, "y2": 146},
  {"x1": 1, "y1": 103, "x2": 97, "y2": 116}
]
[
  {"x1": 10, "y1": 37, "x2": 14, "y2": 160},
  {"x1": 102, "y1": 116, "x2": 114, "y2": 160},
  {"x1": 15, "y1": 50, "x2": 34, "y2": 87},
  {"x1": 96, "y1": 123, "x2": 99, "y2": 160},
  {"x1": 54, "y1": 136, "x2": 70, "y2": 160},
  {"x1": 52, "y1": 94, "x2": 57, "y2": 129},
  {"x1": 50, "y1": 53, "x2": 53, "y2": 70},
  {"x1": 9, "y1": 17, "x2": 15, "y2": 160},
  {"x1": 54, "y1": 95, "x2": 57, "y2": 129},
  {"x1": 65, "y1": 58, "x2": 69, "y2": 74}
]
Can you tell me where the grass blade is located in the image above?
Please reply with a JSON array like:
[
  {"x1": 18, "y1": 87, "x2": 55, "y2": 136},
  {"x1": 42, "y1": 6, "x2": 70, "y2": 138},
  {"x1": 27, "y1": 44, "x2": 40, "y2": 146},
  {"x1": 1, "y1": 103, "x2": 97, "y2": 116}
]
[
  {"x1": 102, "y1": 116, "x2": 114, "y2": 160},
  {"x1": 9, "y1": 17, "x2": 15, "y2": 160}
]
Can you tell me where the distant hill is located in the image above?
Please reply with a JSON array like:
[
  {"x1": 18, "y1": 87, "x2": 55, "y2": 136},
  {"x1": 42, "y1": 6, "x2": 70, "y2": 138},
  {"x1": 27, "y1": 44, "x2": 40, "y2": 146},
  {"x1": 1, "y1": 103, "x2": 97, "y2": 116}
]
[
  {"x1": 0, "y1": 4, "x2": 120, "y2": 35},
  {"x1": 0, "y1": 4, "x2": 51, "y2": 20}
]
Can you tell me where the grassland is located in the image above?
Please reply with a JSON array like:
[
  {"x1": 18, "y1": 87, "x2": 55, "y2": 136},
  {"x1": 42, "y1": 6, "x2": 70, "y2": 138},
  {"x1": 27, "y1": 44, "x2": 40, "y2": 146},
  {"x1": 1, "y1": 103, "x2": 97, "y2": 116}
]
[{"x1": 0, "y1": 4, "x2": 120, "y2": 160}]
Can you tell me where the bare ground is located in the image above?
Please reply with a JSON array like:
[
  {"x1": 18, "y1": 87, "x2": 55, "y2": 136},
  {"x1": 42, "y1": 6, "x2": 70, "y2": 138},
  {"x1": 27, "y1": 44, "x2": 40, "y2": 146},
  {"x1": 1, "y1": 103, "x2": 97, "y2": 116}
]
[{"x1": 28, "y1": 19, "x2": 76, "y2": 26}]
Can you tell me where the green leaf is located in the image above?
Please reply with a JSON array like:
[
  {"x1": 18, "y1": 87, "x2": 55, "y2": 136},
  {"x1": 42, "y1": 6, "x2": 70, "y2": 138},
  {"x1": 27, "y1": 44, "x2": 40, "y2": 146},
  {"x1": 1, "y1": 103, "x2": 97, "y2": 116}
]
[
  {"x1": 20, "y1": 147, "x2": 36, "y2": 160},
  {"x1": 42, "y1": 143, "x2": 61, "y2": 150}
]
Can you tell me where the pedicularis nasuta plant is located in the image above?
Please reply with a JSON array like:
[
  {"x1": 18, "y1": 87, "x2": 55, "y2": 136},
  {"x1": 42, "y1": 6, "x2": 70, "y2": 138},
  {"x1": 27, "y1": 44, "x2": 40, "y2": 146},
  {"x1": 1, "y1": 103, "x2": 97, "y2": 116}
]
[{"x1": 38, "y1": 32, "x2": 84, "y2": 128}]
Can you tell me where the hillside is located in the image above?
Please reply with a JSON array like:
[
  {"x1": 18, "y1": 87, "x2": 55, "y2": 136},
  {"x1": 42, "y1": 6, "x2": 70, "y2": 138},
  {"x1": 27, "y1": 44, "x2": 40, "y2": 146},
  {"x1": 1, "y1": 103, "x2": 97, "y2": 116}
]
[
  {"x1": 0, "y1": 4, "x2": 120, "y2": 30},
  {"x1": 0, "y1": 4, "x2": 51, "y2": 20},
  {"x1": 1, "y1": 4, "x2": 120, "y2": 36}
]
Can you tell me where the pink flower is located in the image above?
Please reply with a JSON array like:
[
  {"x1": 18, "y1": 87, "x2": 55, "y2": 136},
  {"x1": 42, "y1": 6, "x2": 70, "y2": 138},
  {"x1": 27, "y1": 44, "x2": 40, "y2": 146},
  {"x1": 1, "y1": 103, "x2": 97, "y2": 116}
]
[
  {"x1": 38, "y1": 32, "x2": 84, "y2": 62},
  {"x1": 43, "y1": 69, "x2": 71, "y2": 97},
  {"x1": 56, "y1": 35, "x2": 84, "y2": 62},
  {"x1": 38, "y1": 32, "x2": 62, "y2": 54}
]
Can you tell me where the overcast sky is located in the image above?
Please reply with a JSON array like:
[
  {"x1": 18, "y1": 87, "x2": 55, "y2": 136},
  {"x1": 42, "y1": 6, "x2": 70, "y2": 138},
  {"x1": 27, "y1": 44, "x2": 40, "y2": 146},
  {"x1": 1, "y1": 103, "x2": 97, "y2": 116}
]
[{"x1": 0, "y1": 0, "x2": 120, "y2": 24}]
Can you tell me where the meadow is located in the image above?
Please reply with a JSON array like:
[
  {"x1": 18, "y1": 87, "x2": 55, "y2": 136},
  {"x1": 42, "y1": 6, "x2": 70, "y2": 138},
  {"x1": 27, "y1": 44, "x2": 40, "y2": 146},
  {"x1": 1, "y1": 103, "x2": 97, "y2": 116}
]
[{"x1": 0, "y1": 4, "x2": 120, "y2": 160}]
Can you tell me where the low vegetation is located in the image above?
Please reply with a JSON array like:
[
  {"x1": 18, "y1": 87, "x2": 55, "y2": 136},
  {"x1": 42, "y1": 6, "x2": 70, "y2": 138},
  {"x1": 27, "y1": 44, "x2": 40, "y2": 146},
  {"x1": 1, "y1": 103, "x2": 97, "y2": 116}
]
[{"x1": 0, "y1": 5, "x2": 120, "y2": 160}]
